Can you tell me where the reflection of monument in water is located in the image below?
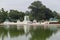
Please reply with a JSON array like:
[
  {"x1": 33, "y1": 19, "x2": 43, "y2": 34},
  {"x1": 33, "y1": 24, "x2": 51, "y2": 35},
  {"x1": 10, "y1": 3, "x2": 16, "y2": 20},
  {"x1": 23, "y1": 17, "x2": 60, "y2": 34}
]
[
  {"x1": 24, "y1": 25, "x2": 30, "y2": 34},
  {"x1": 7, "y1": 31, "x2": 10, "y2": 40},
  {"x1": 23, "y1": 25, "x2": 31, "y2": 38},
  {"x1": 17, "y1": 25, "x2": 30, "y2": 34},
  {"x1": 1, "y1": 25, "x2": 31, "y2": 40},
  {"x1": 1, "y1": 32, "x2": 10, "y2": 40}
]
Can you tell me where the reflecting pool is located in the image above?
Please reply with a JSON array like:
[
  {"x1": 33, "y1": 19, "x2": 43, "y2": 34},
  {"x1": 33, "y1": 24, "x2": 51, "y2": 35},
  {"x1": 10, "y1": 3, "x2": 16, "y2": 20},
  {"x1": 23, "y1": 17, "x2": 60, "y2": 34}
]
[{"x1": 0, "y1": 24, "x2": 60, "y2": 40}]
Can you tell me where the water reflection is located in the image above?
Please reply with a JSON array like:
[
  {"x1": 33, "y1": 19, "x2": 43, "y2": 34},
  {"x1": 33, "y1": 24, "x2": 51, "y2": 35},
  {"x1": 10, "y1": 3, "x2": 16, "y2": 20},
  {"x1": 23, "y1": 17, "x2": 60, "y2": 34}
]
[
  {"x1": 47, "y1": 30, "x2": 60, "y2": 40},
  {"x1": 0, "y1": 25, "x2": 59, "y2": 40},
  {"x1": 30, "y1": 26, "x2": 55, "y2": 40},
  {"x1": 24, "y1": 25, "x2": 30, "y2": 34}
]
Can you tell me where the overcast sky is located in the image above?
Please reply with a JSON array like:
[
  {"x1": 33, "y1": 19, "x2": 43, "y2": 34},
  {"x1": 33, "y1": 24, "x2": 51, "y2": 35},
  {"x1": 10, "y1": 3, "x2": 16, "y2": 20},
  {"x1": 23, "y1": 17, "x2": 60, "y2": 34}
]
[{"x1": 0, "y1": 0, "x2": 60, "y2": 13}]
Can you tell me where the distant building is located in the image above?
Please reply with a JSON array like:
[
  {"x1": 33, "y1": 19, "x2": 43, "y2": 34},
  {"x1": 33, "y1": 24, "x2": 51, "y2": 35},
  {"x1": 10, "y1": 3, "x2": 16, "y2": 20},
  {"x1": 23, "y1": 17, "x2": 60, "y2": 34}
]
[{"x1": 49, "y1": 18, "x2": 58, "y2": 22}]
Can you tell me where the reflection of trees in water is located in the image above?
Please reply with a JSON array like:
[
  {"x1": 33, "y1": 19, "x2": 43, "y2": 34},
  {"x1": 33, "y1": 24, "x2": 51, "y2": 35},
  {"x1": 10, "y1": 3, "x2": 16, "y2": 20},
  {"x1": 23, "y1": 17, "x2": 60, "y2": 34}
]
[
  {"x1": 9, "y1": 27, "x2": 24, "y2": 38},
  {"x1": 0, "y1": 25, "x2": 58, "y2": 40},
  {"x1": 30, "y1": 26, "x2": 56, "y2": 40},
  {"x1": 0, "y1": 27, "x2": 8, "y2": 37},
  {"x1": 0, "y1": 25, "x2": 24, "y2": 38}
]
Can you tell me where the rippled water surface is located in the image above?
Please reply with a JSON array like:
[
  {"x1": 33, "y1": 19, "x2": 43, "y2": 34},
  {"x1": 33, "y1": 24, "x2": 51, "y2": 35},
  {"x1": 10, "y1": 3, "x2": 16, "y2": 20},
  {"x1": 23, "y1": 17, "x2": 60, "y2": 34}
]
[{"x1": 0, "y1": 24, "x2": 60, "y2": 40}]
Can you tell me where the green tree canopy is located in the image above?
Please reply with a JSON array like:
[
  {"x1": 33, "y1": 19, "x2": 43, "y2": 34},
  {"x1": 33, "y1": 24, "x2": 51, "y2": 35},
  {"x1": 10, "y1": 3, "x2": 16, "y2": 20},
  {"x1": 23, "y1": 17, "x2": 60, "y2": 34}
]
[
  {"x1": 9, "y1": 10, "x2": 25, "y2": 22},
  {"x1": 28, "y1": 1, "x2": 54, "y2": 21},
  {"x1": 0, "y1": 8, "x2": 7, "y2": 23}
]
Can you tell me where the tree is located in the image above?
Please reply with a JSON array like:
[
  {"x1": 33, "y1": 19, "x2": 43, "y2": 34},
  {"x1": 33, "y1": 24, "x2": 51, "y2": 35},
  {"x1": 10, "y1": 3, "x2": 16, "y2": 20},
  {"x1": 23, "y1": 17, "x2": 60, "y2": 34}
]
[
  {"x1": 9, "y1": 10, "x2": 25, "y2": 22},
  {"x1": 28, "y1": 1, "x2": 54, "y2": 21},
  {"x1": 0, "y1": 8, "x2": 7, "y2": 23},
  {"x1": 52, "y1": 11, "x2": 60, "y2": 19}
]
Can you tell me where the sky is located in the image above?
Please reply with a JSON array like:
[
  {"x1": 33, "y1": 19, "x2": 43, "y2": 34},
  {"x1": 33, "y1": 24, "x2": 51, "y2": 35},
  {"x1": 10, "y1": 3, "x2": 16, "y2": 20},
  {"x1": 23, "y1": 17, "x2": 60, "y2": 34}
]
[{"x1": 0, "y1": 0, "x2": 60, "y2": 13}]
